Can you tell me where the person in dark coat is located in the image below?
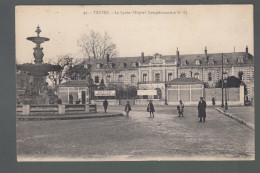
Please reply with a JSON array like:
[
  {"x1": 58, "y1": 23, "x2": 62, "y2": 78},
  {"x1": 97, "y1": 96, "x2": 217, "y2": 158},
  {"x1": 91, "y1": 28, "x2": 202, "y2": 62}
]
[
  {"x1": 103, "y1": 99, "x2": 108, "y2": 113},
  {"x1": 198, "y1": 97, "x2": 207, "y2": 122},
  {"x1": 125, "y1": 101, "x2": 132, "y2": 117},
  {"x1": 212, "y1": 97, "x2": 215, "y2": 106},
  {"x1": 147, "y1": 100, "x2": 155, "y2": 117},
  {"x1": 177, "y1": 100, "x2": 184, "y2": 117}
]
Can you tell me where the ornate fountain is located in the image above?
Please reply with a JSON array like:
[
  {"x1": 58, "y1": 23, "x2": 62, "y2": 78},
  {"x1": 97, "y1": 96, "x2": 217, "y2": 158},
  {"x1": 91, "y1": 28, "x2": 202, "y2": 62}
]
[{"x1": 16, "y1": 26, "x2": 61, "y2": 104}]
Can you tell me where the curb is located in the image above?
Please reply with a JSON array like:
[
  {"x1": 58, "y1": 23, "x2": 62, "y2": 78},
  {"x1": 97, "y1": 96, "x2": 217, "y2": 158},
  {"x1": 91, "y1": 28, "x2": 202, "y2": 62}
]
[
  {"x1": 215, "y1": 108, "x2": 254, "y2": 130},
  {"x1": 17, "y1": 113, "x2": 124, "y2": 121}
]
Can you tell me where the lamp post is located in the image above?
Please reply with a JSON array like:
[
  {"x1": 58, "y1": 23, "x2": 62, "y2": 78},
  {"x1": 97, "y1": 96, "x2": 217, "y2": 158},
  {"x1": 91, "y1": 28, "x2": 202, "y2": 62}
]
[
  {"x1": 221, "y1": 54, "x2": 224, "y2": 108},
  {"x1": 223, "y1": 74, "x2": 228, "y2": 110}
]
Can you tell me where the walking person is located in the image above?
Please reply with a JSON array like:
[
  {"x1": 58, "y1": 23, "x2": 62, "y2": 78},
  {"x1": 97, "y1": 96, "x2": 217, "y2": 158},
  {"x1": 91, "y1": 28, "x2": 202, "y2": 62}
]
[
  {"x1": 212, "y1": 97, "x2": 215, "y2": 106},
  {"x1": 177, "y1": 100, "x2": 184, "y2": 117},
  {"x1": 198, "y1": 97, "x2": 207, "y2": 123},
  {"x1": 125, "y1": 101, "x2": 132, "y2": 117},
  {"x1": 103, "y1": 99, "x2": 108, "y2": 113},
  {"x1": 147, "y1": 100, "x2": 155, "y2": 117}
]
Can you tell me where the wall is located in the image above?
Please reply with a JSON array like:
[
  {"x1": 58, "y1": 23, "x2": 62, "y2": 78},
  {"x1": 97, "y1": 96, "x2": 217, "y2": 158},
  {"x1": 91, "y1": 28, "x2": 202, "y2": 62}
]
[
  {"x1": 204, "y1": 85, "x2": 244, "y2": 106},
  {"x1": 17, "y1": 104, "x2": 96, "y2": 115},
  {"x1": 91, "y1": 99, "x2": 119, "y2": 105}
]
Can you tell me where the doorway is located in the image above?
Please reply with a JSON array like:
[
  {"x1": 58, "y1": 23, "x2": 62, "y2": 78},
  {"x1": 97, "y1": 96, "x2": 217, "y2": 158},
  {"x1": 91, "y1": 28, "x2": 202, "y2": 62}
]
[{"x1": 81, "y1": 91, "x2": 86, "y2": 104}]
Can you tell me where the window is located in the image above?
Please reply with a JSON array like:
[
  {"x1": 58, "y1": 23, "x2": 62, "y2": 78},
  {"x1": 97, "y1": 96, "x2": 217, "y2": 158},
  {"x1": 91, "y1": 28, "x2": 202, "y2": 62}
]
[
  {"x1": 168, "y1": 73, "x2": 173, "y2": 81},
  {"x1": 224, "y1": 58, "x2": 228, "y2": 64},
  {"x1": 180, "y1": 73, "x2": 186, "y2": 78},
  {"x1": 118, "y1": 74, "x2": 123, "y2": 82},
  {"x1": 106, "y1": 75, "x2": 111, "y2": 83},
  {"x1": 208, "y1": 72, "x2": 212, "y2": 81},
  {"x1": 208, "y1": 58, "x2": 214, "y2": 65},
  {"x1": 238, "y1": 71, "x2": 243, "y2": 80},
  {"x1": 95, "y1": 76, "x2": 99, "y2": 83},
  {"x1": 155, "y1": 73, "x2": 160, "y2": 82},
  {"x1": 194, "y1": 73, "x2": 199, "y2": 79},
  {"x1": 190, "y1": 71, "x2": 193, "y2": 77},
  {"x1": 154, "y1": 88, "x2": 162, "y2": 99},
  {"x1": 96, "y1": 63, "x2": 102, "y2": 68},
  {"x1": 195, "y1": 59, "x2": 200, "y2": 65},
  {"x1": 238, "y1": 58, "x2": 244, "y2": 63},
  {"x1": 131, "y1": 74, "x2": 135, "y2": 83},
  {"x1": 143, "y1": 74, "x2": 147, "y2": 82}
]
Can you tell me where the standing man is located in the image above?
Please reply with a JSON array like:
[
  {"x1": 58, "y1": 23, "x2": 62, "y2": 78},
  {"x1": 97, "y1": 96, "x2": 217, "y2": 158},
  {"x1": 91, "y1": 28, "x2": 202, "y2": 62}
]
[
  {"x1": 125, "y1": 101, "x2": 132, "y2": 117},
  {"x1": 147, "y1": 100, "x2": 155, "y2": 117},
  {"x1": 103, "y1": 99, "x2": 108, "y2": 113},
  {"x1": 212, "y1": 97, "x2": 215, "y2": 106},
  {"x1": 198, "y1": 97, "x2": 207, "y2": 122},
  {"x1": 177, "y1": 100, "x2": 184, "y2": 117}
]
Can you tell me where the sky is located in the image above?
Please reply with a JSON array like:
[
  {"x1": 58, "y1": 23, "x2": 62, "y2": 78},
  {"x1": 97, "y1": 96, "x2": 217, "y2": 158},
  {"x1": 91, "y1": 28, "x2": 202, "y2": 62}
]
[{"x1": 15, "y1": 5, "x2": 253, "y2": 64}]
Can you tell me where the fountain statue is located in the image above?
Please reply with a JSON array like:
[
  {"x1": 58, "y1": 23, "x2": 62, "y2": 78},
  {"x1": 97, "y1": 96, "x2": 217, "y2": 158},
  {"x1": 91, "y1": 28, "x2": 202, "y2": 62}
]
[{"x1": 16, "y1": 26, "x2": 61, "y2": 104}]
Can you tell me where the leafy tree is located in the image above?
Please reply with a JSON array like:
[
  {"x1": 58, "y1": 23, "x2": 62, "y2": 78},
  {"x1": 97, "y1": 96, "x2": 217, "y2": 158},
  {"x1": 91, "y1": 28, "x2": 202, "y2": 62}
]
[
  {"x1": 98, "y1": 79, "x2": 106, "y2": 90},
  {"x1": 65, "y1": 62, "x2": 90, "y2": 80},
  {"x1": 215, "y1": 76, "x2": 243, "y2": 88},
  {"x1": 78, "y1": 30, "x2": 118, "y2": 59},
  {"x1": 48, "y1": 55, "x2": 73, "y2": 86}
]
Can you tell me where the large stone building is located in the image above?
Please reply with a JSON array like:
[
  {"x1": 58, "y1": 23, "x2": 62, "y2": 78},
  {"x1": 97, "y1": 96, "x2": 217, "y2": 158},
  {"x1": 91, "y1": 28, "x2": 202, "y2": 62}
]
[{"x1": 84, "y1": 47, "x2": 254, "y2": 103}]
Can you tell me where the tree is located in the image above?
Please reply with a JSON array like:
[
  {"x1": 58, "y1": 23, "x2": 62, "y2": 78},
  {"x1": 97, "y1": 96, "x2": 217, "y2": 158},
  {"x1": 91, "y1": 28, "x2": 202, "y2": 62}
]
[
  {"x1": 48, "y1": 55, "x2": 73, "y2": 86},
  {"x1": 215, "y1": 76, "x2": 243, "y2": 88},
  {"x1": 98, "y1": 79, "x2": 106, "y2": 90},
  {"x1": 78, "y1": 30, "x2": 118, "y2": 59},
  {"x1": 65, "y1": 62, "x2": 90, "y2": 80}
]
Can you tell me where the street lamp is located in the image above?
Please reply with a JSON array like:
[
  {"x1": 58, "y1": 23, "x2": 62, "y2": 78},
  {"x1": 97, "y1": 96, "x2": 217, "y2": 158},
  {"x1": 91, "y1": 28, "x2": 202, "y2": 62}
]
[
  {"x1": 221, "y1": 54, "x2": 224, "y2": 108},
  {"x1": 223, "y1": 74, "x2": 228, "y2": 110}
]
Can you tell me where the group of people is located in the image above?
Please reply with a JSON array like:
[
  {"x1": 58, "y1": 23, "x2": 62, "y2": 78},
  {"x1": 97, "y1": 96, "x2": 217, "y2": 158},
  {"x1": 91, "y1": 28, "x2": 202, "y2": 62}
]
[{"x1": 102, "y1": 97, "x2": 207, "y2": 122}]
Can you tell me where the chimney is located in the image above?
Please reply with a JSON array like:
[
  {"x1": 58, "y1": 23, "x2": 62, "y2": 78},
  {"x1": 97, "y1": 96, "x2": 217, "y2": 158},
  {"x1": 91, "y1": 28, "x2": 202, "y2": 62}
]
[
  {"x1": 106, "y1": 53, "x2": 109, "y2": 63},
  {"x1": 176, "y1": 47, "x2": 179, "y2": 64},
  {"x1": 246, "y1": 46, "x2": 248, "y2": 53},
  {"x1": 204, "y1": 47, "x2": 208, "y2": 62},
  {"x1": 141, "y1": 52, "x2": 144, "y2": 63}
]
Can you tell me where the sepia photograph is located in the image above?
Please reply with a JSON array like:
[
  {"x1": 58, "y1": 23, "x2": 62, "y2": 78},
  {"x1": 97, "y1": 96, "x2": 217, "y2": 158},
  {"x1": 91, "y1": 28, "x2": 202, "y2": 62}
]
[{"x1": 15, "y1": 5, "x2": 254, "y2": 161}]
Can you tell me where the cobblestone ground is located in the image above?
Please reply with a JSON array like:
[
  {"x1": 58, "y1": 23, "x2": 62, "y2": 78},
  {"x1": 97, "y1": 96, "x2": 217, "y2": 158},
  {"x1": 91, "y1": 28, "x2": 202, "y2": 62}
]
[{"x1": 17, "y1": 106, "x2": 255, "y2": 161}]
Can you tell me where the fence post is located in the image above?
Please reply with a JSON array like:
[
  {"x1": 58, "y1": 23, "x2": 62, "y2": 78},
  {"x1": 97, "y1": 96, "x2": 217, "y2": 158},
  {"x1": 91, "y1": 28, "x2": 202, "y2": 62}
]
[
  {"x1": 85, "y1": 104, "x2": 89, "y2": 112},
  {"x1": 58, "y1": 105, "x2": 66, "y2": 114},
  {"x1": 240, "y1": 85, "x2": 245, "y2": 105},
  {"x1": 22, "y1": 105, "x2": 30, "y2": 115}
]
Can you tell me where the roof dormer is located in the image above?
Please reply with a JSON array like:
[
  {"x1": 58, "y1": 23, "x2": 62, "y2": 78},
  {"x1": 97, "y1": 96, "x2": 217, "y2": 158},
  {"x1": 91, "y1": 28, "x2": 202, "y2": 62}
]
[
  {"x1": 131, "y1": 62, "x2": 139, "y2": 67},
  {"x1": 238, "y1": 57, "x2": 244, "y2": 64},
  {"x1": 96, "y1": 63, "x2": 103, "y2": 68},
  {"x1": 195, "y1": 59, "x2": 200, "y2": 66},
  {"x1": 208, "y1": 57, "x2": 214, "y2": 65}
]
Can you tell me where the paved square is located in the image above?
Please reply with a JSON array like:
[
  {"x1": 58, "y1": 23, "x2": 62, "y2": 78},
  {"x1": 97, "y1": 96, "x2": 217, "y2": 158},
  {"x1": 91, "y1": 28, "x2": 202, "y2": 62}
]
[{"x1": 17, "y1": 106, "x2": 254, "y2": 161}]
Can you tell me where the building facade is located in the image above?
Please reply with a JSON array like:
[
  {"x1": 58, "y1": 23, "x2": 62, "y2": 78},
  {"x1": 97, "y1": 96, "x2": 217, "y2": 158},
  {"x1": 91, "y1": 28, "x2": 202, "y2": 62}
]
[{"x1": 84, "y1": 47, "x2": 254, "y2": 103}]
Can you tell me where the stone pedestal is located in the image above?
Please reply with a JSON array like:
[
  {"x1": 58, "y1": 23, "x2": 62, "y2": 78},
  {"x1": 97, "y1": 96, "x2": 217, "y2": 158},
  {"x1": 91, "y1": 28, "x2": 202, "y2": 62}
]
[
  {"x1": 58, "y1": 105, "x2": 65, "y2": 114},
  {"x1": 22, "y1": 105, "x2": 30, "y2": 115},
  {"x1": 85, "y1": 105, "x2": 89, "y2": 112}
]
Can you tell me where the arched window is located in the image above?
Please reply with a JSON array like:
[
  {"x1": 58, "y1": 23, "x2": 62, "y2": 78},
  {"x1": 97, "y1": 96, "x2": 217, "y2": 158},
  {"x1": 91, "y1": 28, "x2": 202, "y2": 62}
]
[
  {"x1": 154, "y1": 88, "x2": 162, "y2": 99},
  {"x1": 194, "y1": 72, "x2": 199, "y2": 79},
  {"x1": 118, "y1": 74, "x2": 123, "y2": 82},
  {"x1": 238, "y1": 71, "x2": 243, "y2": 80},
  {"x1": 168, "y1": 73, "x2": 173, "y2": 81},
  {"x1": 131, "y1": 74, "x2": 135, "y2": 83},
  {"x1": 155, "y1": 73, "x2": 160, "y2": 82},
  {"x1": 95, "y1": 76, "x2": 99, "y2": 83},
  {"x1": 208, "y1": 72, "x2": 212, "y2": 81},
  {"x1": 143, "y1": 73, "x2": 147, "y2": 82}
]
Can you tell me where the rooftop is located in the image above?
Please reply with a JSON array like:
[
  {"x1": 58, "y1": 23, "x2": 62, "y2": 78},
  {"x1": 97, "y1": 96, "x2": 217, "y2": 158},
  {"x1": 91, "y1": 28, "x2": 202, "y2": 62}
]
[
  {"x1": 59, "y1": 80, "x2": 97, "y2": 87},
  {"x1": 166, "y1": 77, "x2": 203, "y2": 85}
]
